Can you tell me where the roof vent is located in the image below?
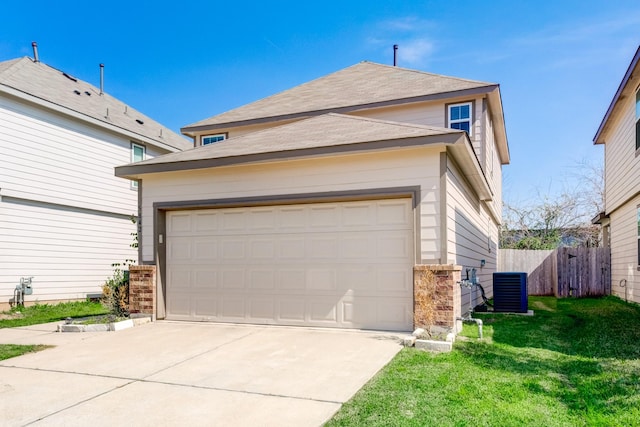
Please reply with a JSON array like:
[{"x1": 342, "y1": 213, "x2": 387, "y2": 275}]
[
  {"x1": 63, "y1": 72, "x2": 78, "y2": 82},
  {"x1": 32, "y1": 42, "x2": 39, "y2": 63},
  {"x1": 99, "y1": 64, "x2": 104, "y2": 95},
  {"x1": 136, "y1": 119, "x2": 144, "y2": 125},
  {"x1": 84, "y1": 91, "x2": 91, "y2": 96},
  {"x1": 73, "y1": 90, "x2": 81, "y2": 95}
]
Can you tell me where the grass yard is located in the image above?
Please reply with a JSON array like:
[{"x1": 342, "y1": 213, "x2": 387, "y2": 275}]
[
  {"x1": 0, "y1": 344, "x2": 51, "y2": 361},
  {"x1": 0, "y1": 300, "x2": 108, "y2": 328},
  {"x1": 0, "y1": 301, "x2": 108, "y2": 360},
  {"x1": 327, "y1": 296, "x2": 640, "y2": 427}
]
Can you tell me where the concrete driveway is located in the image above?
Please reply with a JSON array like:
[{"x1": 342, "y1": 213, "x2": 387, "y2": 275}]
[{"x1": 0, "y1": 321, "x2": 404, "y2": 426}]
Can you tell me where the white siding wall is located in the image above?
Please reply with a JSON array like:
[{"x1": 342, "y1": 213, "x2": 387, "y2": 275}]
[
  {"x1": 0, "y1": 97, "x2": 138, "y2": 215},
  {"x1": 604, "y1": 95, "x2": 640, "y2": 213},
  {"x1": 140, "y1": 147, "x2": 444, "y2": 264},
  {"x1": 0, "y1": 95, "x2": 167, "y2": 305},
  {"x1": 603, "y1": 91, "x2": 640, "y2": 304},
  {"x1": 608, "y1": 195, "x2": 640, "y2": 303},
  {"x1": 0, "y1": 199, "x2": 137, "y2": 303},
  {"x1": 446, "y1": 156, "x2": 498, "y2": 308}
]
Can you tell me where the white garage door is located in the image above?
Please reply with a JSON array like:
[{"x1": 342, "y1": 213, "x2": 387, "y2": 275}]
[{"x1": 165, "y1": 198, "x2": 414, "y2": 331}]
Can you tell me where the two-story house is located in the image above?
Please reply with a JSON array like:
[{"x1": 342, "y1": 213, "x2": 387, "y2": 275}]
[
  {"x1": 594, "y1": 45, "x2": 640, "y2": 304},
  {"x1": 0, "y1": 55, "x2": 191, "y2": 309},
  {"x1": 116, "y1": 61, "x2": 510, "y2": 331}
]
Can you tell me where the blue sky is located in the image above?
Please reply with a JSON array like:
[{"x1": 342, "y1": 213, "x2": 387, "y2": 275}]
[{"x1": 1, "y1": 0, "x2": 639, "y2": 206}]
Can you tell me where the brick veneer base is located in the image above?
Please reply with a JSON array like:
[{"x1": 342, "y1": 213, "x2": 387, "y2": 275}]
[
  {"x1": 129, "y1": 265, "x2": 156, "y2": 319},
  {"x1": 414, "y1": 264, "x2": 462, "y2": 332}
]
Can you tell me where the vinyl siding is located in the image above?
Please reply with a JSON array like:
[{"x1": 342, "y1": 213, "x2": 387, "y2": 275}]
[
  {"x1": 0, "y1": 96, "x2": 140, "y2": 215},
  {"x1": 0, "y1": 95, "x2": 167, "y2": 305},
  {"x1": 608, "y1": 192, "x2": 640, "y2": 303},
  {"x1": 0, "y1": 196, "x2": 137, "y2": 304},
  {"x1": 140, "y1": 147, "x2": 444, "y2": 264},
  {"x1": 446, "y1": 155, "x2": 498, "y2": 307},
  {"x1": 604, "y1": 94, "x2": 640, "y2": 213}
]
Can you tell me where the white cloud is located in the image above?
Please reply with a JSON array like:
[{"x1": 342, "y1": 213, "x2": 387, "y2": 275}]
[
  {"x1": 397, "y1": 39, "x2": 434, "y2": 66},
  {"x1": 366, "y1": 16, "x2": 438, "y2": 67}
]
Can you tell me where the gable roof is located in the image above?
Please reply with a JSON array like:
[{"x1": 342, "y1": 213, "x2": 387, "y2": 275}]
[
  {"x1": 0, "y1": 57, "x2": 191, "y2": 151},
  {"x1": 593, "y1": 45, "x2": 640, "y2": 144},
  {"x1": 117, "y1": 113, "x2": 492, "y2": 200},
  {"x1": 182, "y1": 61, "x2": 498, "y2": 133}
]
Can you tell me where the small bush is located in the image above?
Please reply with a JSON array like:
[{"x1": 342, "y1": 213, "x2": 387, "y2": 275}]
[{"x1": 102, "y1": 262, "x2": 132, "y2": 316}]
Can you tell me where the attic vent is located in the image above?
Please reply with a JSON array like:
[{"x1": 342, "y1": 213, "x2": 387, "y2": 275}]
[
  {"x1": 73, "y1": 90, "x2": 81, "y2": 95},
  {"x1": 63, "y1": 72, "x2": 78, "y2": 82},
  {"x1": 84, "y1": 91, "x2": 91, "y2": 96},
  {"x1": 136, "y1": 119, "x2": 144, "y2": 125}
]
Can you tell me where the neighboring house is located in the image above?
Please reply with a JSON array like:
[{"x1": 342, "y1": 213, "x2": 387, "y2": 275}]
[
  {"x1": 0, "y1": 56, "x2": 191, "y2": 309},
  {"x1": 116, "y1": 61, "x2": 510, "y2": 331},
  {"x1": 593, "y1": 45, "x2": 640, "y2": 304}
]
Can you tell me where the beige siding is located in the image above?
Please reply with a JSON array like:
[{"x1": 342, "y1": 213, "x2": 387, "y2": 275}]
[
  {"x1": 608, "y1": 194, "x2": 640, "y2": 303},
  {"x1": 140, "y1": 147, "x2": 444, "y2": 264},
  {"x1": 604, "y1": 95, "x2": 640, "y2": 212},
  {"x1": 483, "y1": 106, "x2": 503, "y2": 221},
  {"x1": 446, "y1": 155, "x2": 498, "y2": 307}
]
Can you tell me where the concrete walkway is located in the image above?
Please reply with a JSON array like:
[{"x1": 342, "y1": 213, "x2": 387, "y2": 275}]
[{"x1": 0, "y1": 321, "x2": 404, "y2": 426}]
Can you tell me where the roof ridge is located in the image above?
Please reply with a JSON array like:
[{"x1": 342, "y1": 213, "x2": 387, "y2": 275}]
[{"x1": 360, "y1": 60, "x2": 496, "y2": 86}]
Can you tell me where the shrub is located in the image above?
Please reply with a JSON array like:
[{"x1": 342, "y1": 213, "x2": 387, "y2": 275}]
[{"x1": 101, "y1": 261, "x2": 133, "y2": 316}]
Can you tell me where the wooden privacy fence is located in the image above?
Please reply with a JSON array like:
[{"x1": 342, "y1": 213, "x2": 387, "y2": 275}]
[{"x1": 498, "y1": 248, "x2": 611, "y2": 297}]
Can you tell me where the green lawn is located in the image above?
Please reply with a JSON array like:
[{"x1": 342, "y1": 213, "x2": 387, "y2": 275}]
[
  {"x1": 327, "y1": 296, "x2": 640, "y2": 427},
  {"x1": 0, "y1": 344, "x2": 52, "y2": 361},
  {"x1": 0, "y1": 300, "x2": 108, "y2": 329},
  {"x1": 0, "y1": 301, "x2": 108, "y2": 360}
]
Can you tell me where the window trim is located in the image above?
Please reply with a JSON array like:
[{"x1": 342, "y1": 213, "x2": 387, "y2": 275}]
[
  {"x1": 635, "y1": 90, "x2": 640, "y2": 152},
  {"x1": 131, "y1": 142, "x2": 145, "y2": 189},
  {"x1": 637, "y1": 206, "x2": 640, "y2": 267},
  {"x1": 201, "y1": 133, "x2": 228, "y2": 146},
  {"x1": 446, "y1": 101, "x2": 474, "y2": 137}
]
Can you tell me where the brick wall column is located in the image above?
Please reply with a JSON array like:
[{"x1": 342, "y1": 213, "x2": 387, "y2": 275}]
[
  {"x1": 414, "y1": 264, "x2": 462, "y2": 332},
  {"x1": 129, "y1": 265, "x2": 156, "y2": 319}
]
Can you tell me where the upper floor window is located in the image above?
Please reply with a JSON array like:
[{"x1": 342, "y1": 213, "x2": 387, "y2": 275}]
[
  {"x1": 131, "y1": 143, "x2": 145, "y2": 189},
  {"x1": 636, "y1": 90, "x2": 640, "y2": 150},
  {"x1": 202, "y1": 133, "x2": 227, "y2": 145},
  {"x1": 448, "y1": 102, "x2": 472, "y2": 136}
]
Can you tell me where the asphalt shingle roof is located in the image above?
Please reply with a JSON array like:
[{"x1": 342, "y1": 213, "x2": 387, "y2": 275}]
[
  {"x1": 0, "y1": 57, "x2": 191, "y2": 151},
  {"x1": 183, "y1": 61, "x2": 496, "y2": 131},
  {"x1": 120, "y1": 113, "x2": 462, "y2": 169}
]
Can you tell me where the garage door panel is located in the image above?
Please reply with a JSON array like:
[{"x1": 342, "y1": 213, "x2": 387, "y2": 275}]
[
  {"x1": 278, "y1": 270, "x2": 306, "y2": 290},
  {"x1": 309, "y1": 237, "x2": 339, "y2": 258},
  {"x1": 221, "y1": 297, "x2": 246, "y2": 318},
  {"x1": 166, "y1": 199, "x2": 413, "y2": 331},
  {"x1": 221, "y1": 240, "x2": 245, "y2": 260},
  {"x1": 279, "y1": 238, "x2": 306, "y2": 259},
  {"x1": 250, "y1": 239, "x2": 276, "y2": 259},
  {"x1": 378, "y1": 268, "x2": 412, "y2": 292},
  {"x1": 278, "y1": 299, "x2": 306, "y2": 321},
  {"x1": 194, "y1": 239, "x2": 218, "y2": 260},
  {"x1": 168, "y1": 213, "x2": 192, "y2": 233},
  {"x1": 221, "y1": 210, "x2": 246, "y2": 230},
  {"x1": 168, "y1": 238, "x2": 192, "y2": 261},
  {"x1": 309, "y1": 299, "x2": 338, "y2": 322},
  {"x1": 194, "y1": 297, "x2": 218, "y2": 317},
  {"x1": 194, "y1": 269, "x2": 217, "y2": 289},
  {"x1": 378, "y1": 200, "x2": 412, "y2": 225},
  {"x1": 308, "y1": 269, "x2": 337, "y2": 290},
  {"x1": 194, "y1": 212, "x2": 219, "y2": 232},
  {"x1": 221, "y1": 269, "x2": 245, "y2": 289},
  {"x1": 249, "y1": 269, "x2": 275, "y2": 289}
]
